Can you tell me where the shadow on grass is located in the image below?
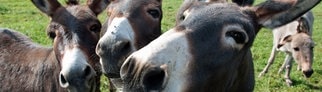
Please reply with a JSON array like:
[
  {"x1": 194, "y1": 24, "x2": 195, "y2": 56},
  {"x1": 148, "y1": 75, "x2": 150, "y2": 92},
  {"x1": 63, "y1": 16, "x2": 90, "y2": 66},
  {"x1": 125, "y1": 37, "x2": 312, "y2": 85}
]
[
  {"x1": 307, "y1": 69, "x2": 322, "y2": 90},
  {"x1": 291, "y1": 69, "x2": 322, "y2": 90},
  {"x1": 315, "y1": 69, "x2": 322, "y2": 75},
  {"x1": 306, "y1": 83, "x2": 322, "y2": 90}
]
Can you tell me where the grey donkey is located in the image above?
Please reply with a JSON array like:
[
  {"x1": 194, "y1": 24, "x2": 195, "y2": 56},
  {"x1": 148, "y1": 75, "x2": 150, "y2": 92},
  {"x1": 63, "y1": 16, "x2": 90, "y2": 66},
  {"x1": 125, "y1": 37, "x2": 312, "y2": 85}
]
[{"x1": 259, "y1": 11, "x2": 315, "y2": 86}]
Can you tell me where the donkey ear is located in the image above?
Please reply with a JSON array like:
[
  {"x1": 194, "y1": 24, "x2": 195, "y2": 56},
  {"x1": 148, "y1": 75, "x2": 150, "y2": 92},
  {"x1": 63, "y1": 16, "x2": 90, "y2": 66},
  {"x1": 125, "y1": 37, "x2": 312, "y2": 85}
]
[
  {"x1": 277, "y1": 35, "x2": 292, "y2": 48},
  {"x1": 31, "y1": 0, "x2": 62, "y2": 16},
  {"x1": 87, "y1": 0, "x2": 110, "y2": 15},
  {"x1": 252, "y1": 0, "x2": 320, "y2": 29},
  {"x1": 297, "y1": 17, "x2": 310, "y2": 34}
]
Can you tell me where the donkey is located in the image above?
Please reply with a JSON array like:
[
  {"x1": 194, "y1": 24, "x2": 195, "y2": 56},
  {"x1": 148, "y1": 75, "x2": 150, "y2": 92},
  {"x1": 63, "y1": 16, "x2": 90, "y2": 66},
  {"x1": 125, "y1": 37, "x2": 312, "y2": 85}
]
[
  {"x1": 95, "y1": 0, "x2": 162, "y2": 91},
  {"x1": 119, "y1": 0, "x2": 321, "y2": 91},
  {"x1": 258, "y1": 11, "x2": 315, "y2": 86},
  {"x1": 0, "y1": 0, "x2": 108, "y2": 91}
]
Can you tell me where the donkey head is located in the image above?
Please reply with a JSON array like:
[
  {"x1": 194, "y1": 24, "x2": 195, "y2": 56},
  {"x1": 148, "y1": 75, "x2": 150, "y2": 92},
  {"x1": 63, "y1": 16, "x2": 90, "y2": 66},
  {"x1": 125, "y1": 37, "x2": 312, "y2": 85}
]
[
  {"x1": 32, "y1": 0, "x2": 109, "y2": 91},
  {"x1": 120, "y1": 0, "x2": 320, "y2": 91},
  {"x1": 95, "y1": 0, "x2": 162, "y2": 78}
]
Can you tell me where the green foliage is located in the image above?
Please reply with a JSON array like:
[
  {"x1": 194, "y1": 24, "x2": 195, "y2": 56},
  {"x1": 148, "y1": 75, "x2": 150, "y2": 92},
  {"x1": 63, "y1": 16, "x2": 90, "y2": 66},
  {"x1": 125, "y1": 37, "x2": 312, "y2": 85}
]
[{"x1": 0, "y1": 0, "x2": 321, "y2": 92}]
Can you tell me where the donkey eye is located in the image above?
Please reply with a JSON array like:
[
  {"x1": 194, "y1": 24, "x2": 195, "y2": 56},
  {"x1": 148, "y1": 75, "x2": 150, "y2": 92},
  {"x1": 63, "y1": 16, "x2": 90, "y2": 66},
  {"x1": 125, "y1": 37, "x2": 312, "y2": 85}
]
[
  {"x1": 148, "y1": 9, "x2": 160, "y2": 18},
  {"x1": 90, "y1": 24, "x2": 101, "y2": 33},
  {"x1": 180, "y1": 15, "x2": 185, "y2": 21},
  {"x1": 226, "y1": 31, "x2": 246, "y2": 44},
  {"x1": 294, "y1": 47, "x2": 300, "y2": 51},
  {"x1": 48, "y1": 31, "x2": 56, "y2": 39}
]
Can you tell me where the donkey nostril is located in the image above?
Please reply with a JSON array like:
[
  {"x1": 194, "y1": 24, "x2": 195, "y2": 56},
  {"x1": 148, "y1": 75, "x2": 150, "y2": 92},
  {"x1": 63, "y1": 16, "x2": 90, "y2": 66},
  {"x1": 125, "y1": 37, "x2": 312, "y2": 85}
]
[
  {"x1": 83, "y1": 65, "x2": 94, "y2": 78},
  {"x1": 142, "y1": 67, "x2": 165, "y2": 91},
  {"x1": 59, "y1": 73, "x2": 69, "y2": 88},
  {"x1": 303, "y1": 70, "x2": 314, "y2": 78},
  {"x1": 120, "y1": 41, "x2": 131, "y2": 51}
]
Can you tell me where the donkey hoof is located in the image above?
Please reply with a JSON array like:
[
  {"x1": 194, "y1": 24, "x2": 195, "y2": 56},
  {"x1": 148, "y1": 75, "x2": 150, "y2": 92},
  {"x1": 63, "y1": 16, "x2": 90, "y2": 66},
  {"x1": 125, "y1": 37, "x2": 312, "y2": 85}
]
[
  {"x1": 258, "y1": 72, "x2": 265, "y2": 77},
  {"x1": 285, "y1": 79, "x2": 293, "y2": 86}
]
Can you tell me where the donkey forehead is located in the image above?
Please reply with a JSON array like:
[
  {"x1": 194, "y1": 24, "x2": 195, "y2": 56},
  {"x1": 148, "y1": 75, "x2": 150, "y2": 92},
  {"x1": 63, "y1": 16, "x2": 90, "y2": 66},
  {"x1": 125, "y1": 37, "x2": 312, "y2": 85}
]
[
  {"x1": 182, "y1": 3, "x2": 255, "y2": 35},
  {"x1": 110, "y1": 0, "x2": 161, "y2": 14},
  {"x1": 68, "y1": 6, "x2": 96, "y2": 18},
  {"x1": 53, "y1": 5, "x2": 97, "y2": 23},
  {"x1": 292, "y1": 34, "x2": 314, "y2": 46},
  {"x1": 119, "y1": 0, "x2": 160, "y2": 8},
  {"x1": 183, "y1": 3, "x2": 240, "y2": 13}
]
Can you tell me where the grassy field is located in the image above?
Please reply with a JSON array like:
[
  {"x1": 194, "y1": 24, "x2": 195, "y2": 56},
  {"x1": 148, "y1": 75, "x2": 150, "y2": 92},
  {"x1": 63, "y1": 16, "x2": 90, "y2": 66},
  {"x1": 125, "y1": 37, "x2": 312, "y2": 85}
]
[{"x1": 0, "y1": 0, "x2": 321, "y2": 92}]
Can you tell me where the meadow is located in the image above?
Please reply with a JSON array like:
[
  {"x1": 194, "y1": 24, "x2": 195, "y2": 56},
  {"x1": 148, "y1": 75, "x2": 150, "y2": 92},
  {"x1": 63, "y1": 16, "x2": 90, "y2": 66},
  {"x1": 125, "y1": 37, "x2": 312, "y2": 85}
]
[{"x1": 0, "y1": 0, "x2": 321, "y2": 92}]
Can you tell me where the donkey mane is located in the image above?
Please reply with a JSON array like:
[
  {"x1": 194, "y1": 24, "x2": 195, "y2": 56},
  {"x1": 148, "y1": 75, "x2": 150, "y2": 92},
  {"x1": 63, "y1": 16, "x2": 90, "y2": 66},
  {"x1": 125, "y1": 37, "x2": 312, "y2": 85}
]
[
  {"x1": 0, "y1": 29, "x2": 52, "y2": 54},
  {"x1": 2, "y1": 29, "x2": 33, "y2": 44}
]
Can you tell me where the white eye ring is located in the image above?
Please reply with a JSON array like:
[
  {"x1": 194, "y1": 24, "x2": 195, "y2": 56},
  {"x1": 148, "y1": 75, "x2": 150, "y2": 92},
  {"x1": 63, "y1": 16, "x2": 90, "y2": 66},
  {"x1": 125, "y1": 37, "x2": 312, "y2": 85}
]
[{"x1": 222, "y1": 25, "x2": 248, "y2": 50}]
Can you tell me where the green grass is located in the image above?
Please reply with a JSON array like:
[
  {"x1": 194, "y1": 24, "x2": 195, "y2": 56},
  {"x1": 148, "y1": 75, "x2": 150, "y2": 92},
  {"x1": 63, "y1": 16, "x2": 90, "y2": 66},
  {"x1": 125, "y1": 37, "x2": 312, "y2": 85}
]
[
  {"x1": 161, "y1": 0, "x2": 182, "y2": 32},
  {"x1": 1, "y1": 0, "x2": 322, "y2": 92}
]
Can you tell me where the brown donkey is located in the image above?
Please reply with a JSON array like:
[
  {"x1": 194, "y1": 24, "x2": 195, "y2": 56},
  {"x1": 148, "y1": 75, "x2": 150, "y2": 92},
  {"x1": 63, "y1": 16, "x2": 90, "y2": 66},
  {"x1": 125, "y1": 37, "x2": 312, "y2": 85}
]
[
  {"x1": 0, "y1": 0, "x2": 108, "y2": 91},
  {"x1": 120, "y1": 0, "x2": 320, "y2": 91},
  {"x1": 95, "y1": 0, "x2": 162, "y2": 91}
]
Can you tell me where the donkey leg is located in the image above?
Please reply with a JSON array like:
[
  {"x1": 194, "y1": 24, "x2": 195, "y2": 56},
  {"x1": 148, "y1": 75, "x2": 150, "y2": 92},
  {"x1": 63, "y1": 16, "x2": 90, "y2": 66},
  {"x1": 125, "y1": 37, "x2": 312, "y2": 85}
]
[
  {"x1": 259, "y1": 47, "x2": 277, "y2": 77},
  {"x1": 278, "y1": 60, "x2": 287, "y2": 74},
  {"x1": 278, "y1": 54, "x2": 292, "y2": 74},
  {"x1": 284, "y1": 55, "x2": 293, "y2": 86}
]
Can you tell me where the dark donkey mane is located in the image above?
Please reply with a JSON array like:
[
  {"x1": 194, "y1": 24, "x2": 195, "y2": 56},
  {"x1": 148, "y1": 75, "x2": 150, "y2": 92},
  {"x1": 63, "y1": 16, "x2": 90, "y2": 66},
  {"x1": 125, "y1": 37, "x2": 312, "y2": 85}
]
[{"x1": 0, "y1": 28, "x2": 64, "y2": 91}]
